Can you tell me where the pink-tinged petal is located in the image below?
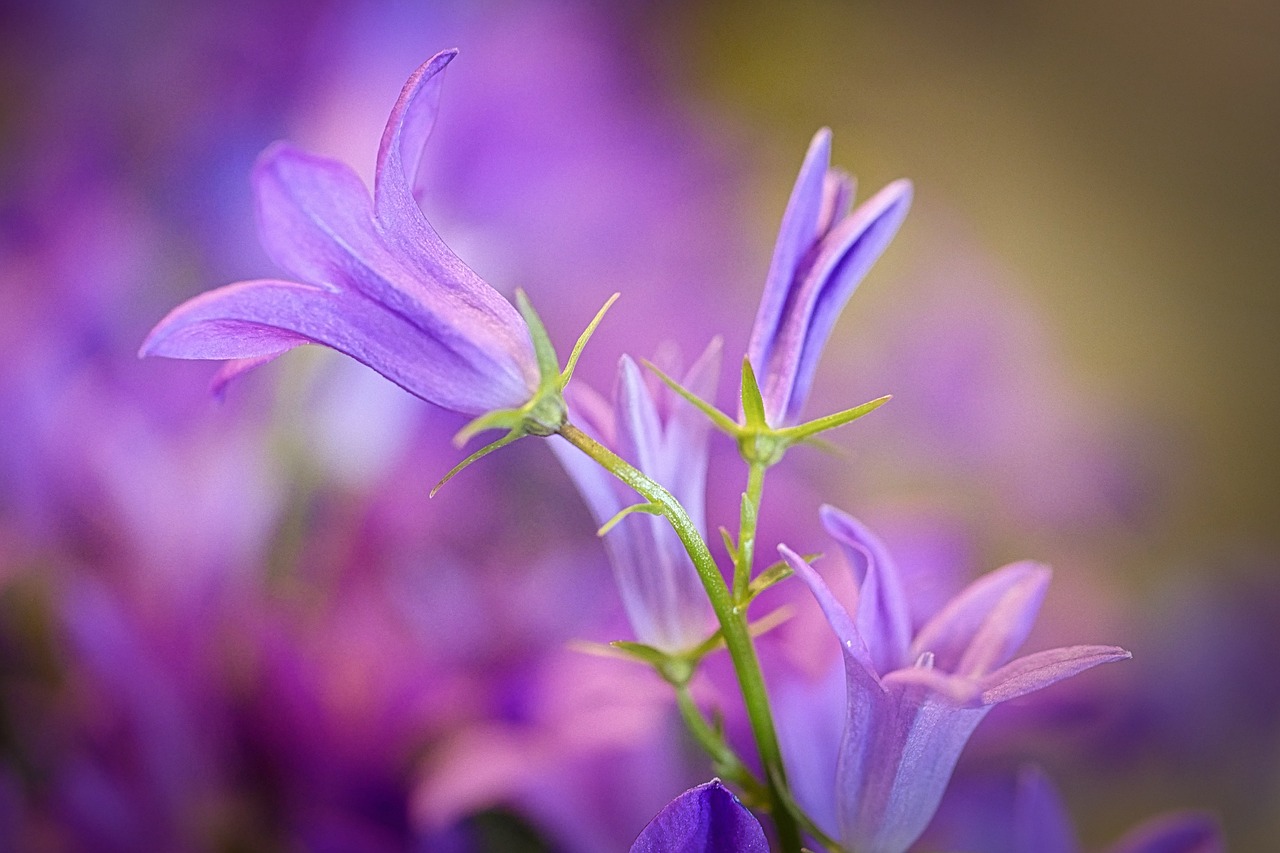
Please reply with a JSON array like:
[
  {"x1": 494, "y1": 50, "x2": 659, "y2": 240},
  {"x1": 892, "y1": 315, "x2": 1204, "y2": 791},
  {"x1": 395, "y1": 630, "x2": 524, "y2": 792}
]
[
  {"x1": 978, "y1": 645, "x2": 1131, "y2": 705},
  {"x1": 816, "y1": 170, "x2": 855, "y2": 237},
  {"x1": 1106, "y1": 812, "x2": 1223, "y2": 853},
  {"x1": 210, "y1": 350, "x2": 305, "y2": 397},
  {"x1": 911, "y1": 561, "x2": 1050, "y2": 676},
  {"x1": 780, "y1": 545, "x2": 877, "y2": 677},
  {"x1": 881, "y1": 665, "x2": 981, "y2": 705},
  {"x1": 1013, "y1": 767, "x2": 1081, "y2": 853},
  {"x1": 662, "y1": 338, "x2": 721, "y2": 527},
  {"x1": 630, "y1": 780, "x2": 768, "y2": 853},
  {"x1": 821, "y1": 505, "x2": 913, "y2": 675},
  {"x1": 139, "y1": 279, "x2": 532, "y2": 415},
  {"x1": 771, "y1": 178, "x2": 912, "y2": 424},
  {"x1": 374, "y1": 49, "x2": 455, "y2": 228},
  {"x1": 748, "y1": 128, "x2": 832, "y2": 392}
]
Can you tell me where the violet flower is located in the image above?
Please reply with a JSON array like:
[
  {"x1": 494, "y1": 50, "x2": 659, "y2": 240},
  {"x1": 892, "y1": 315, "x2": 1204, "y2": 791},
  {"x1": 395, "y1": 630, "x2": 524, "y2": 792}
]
[
  {"x1": 140, "y1": 49, "x2": 540, "y2": 418},
  {"x1": 630, "y1": 780, "x2": 767, "y2": 853},
  {"x1": 778, "y1": 505, "x2": 1131, "y2": 853},
  {"x1": 748, "y1": 129, "x2": 912, "y2": 426},
  {"x1": 549, "y1": 342, "x2": 720, "y2": 652}
]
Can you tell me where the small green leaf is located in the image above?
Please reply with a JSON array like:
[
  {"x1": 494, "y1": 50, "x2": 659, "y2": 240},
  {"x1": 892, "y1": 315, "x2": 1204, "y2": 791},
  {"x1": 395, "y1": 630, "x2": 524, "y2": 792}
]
[
  {"x1": 596, "y1": 500, "x2": 662, "y2": 536},
  {"x1": 430, "y1": 429, "x2": 522, "y2": 497},
  {"x1": 608, "y1": 640, "x2": 672, "y2": 668},
  {"x1": 719, "y1": 527, "x2": 739, "y2": 563},
  {"x1": 643, "y1": 360, "x2": 739, "y2": 435},
  {"x1": 779, "y1": 394, "x2": 892, "y2": 442},
  {"x1": 739, "y1": 357, "x2": 768, "y2": 428},
  {"x1": 744, "y1": 553, "x2": 817, "y2": 602},
  {"x1": 561, "y1": 292, "x2": 620, "y2": 386},
  {"x1": 452, "y1": 407, "x2": 524, "y2": 447}
]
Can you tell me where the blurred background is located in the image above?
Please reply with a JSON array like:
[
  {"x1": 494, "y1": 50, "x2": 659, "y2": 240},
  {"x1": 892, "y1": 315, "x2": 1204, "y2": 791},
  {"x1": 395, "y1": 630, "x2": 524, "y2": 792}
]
[{"x1": 1, "y1": 0, "x2": 1276, "y2": 850}]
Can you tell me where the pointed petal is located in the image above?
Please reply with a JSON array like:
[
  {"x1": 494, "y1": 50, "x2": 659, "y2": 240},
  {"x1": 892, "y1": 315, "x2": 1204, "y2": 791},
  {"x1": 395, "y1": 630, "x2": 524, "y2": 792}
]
[
  {"x1": 747, "y1": 129, "x2": 832, "y2": 398},
  {"x1": 979, "y1": 645, "x2": 1131, "y2": 705},
  {"x1": 821, "y1": 505, "x2": 913, "y2": 675},
  {"x1": 210, "y1": 350, "x2": 304, "y2": 396},
  {"x1": 662, "y1": 338, "x2": 721, "y2": 530},
  {"x1": 780, "y1": 545, "x2": 878, "y2": 676},
  {"x1": 1014, "y1": 767, "x2": 1081, "y2": 853},
  {"x1": 140, "y1": 278, "x2": 531, "y2": 415},
  {"x1": 374, "y1": 48, "x2": 456, "y2": 225},
  {"x1": 1106, "y1": 812, "x2": 1223, "y2": 853},
  {"x1": 912, "y1": 561, "x2": 1050, "y2": 677},
  {"x1": 775, "y1": 661, "x2": 845, "y2": 841},
  {"x1": 630, "y1": 780, "x2": 768, "y2": 853},
  {"x1": 773, "y1": 178, "x2": 913, "y2": 424}
]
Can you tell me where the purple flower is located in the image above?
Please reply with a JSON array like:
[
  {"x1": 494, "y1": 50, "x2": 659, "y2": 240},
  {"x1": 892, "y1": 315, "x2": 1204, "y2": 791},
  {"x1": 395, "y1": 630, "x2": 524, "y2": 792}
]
[
  {"x1": 630, "y1": 780, "x2": 767, "y2": 853},
  {"x1": 140, "y1": 50, "x2": 540, "y2": 417},
  {"x1": 550, "y1": 342, "x2": 720, "y2": 652},
  {"x1": 747, "y1": 129, "x2": 912, "y2": 426},
  {"x1": 778, "y1": 505, "x2": 1130, "y2": 853}
]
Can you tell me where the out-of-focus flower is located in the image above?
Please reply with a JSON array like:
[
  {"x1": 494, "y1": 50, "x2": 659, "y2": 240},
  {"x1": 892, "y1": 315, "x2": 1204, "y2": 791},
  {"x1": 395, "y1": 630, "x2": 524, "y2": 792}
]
[
  {"x1": 629, "y1": 779, "x2": 767, "y2": 853},
  {"x1": 747, "y1": 129, "x2": 912, "y2": 426},
  {"x1": 777, "y1": 505, "x2": 1130, "y2": 853},
  {"x1": 550, "y1": 342, "x2": 721, "y2": 652},
  {"x1": 141, "y1": 49, "x2": 540, "y2": 418}
]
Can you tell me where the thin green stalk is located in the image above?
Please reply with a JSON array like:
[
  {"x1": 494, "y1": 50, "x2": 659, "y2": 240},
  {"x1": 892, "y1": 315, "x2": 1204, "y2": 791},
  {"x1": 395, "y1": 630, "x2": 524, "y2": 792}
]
[
  {"x1": 733, "y1": 460, "x2": 767, "y2": 602},
  {"x1": 674, "y1": 685, "x2": 765, "y2": 801},
  {"x1": 557, "y1": 423, "x2": 803, "y2": 853}
]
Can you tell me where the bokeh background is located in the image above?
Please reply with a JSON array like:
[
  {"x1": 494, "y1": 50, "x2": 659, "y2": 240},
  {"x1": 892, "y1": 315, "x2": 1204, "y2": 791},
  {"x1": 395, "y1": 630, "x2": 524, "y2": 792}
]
[{"x1": 1, "y1": 0, "x2": 1276, "y2": 850}]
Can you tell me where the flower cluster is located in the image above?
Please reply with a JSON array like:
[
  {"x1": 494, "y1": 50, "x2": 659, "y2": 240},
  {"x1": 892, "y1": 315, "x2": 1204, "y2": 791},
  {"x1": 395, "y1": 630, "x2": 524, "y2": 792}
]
[{"x1": 137, "y1": 49, "x2": 1221, "y2": 853}]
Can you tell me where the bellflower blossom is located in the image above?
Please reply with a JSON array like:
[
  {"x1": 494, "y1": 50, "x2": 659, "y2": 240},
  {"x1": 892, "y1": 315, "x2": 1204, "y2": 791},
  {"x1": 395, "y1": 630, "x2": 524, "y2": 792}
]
[
  {"x1": 748, "y1": 129, "x2": 912, "y2": 426},
  {"x1": 550, "y1": 342, "x2": 720, "y2": 652},
  {"x1": 778, "y1": 505, "x2": 1131, "y2": 853},
  {"x1": 630, "y1": 780, "x2": 768, "y2": 853},
  {"x1": 140, "y1": 50, "x2": 540, "y2": 418}
]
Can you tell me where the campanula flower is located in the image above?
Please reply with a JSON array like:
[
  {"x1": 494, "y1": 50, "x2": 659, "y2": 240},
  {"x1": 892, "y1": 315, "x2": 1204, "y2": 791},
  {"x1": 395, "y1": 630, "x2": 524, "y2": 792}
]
[
  {"x1": 748, "y1": 129, "x2": 912, "y2": 426},
  {"x1": 630, "y1": 780, "x2": 767, "y2": 853},
  {"x1": 778, "y1": 505, "x2": 1131, "y2": 853},
  {"x1": 140, "y1": 50, "x2": 540, "y2": 418},
  {"x1": 550, "y1": 341, "x2": 720, "y2": 652}
]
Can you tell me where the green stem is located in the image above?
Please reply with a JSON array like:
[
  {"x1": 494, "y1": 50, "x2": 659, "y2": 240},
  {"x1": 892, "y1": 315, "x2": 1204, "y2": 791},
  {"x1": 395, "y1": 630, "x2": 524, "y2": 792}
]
[
  {"x1": 557, "y1": 423, "x2": 803, "y2": 853},
  {"x1": 674, "y1": 685, "x2": 766, "y2": 801},
  {"x1": 733, "y1": 460, "x2": 767, "y2": 602}
]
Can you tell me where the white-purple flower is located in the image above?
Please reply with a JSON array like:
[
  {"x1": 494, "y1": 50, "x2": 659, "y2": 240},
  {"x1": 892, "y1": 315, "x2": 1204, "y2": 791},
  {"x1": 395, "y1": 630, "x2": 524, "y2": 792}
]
[
  {"x1": 748, "y1": 129, "x2": 912, "y2": 426},
  {"x1": 630, "y1": 780, "x2": 768, "y2": 853},
  {"x1": 550, "y1": 342, "x2": 720, "y2": 653},
  {"x1": 778, "y1": 505, "x2": 1131, "y2": 853},
  {"x1": 140, "y1": 50, "x2": 540, "y2": 418}
]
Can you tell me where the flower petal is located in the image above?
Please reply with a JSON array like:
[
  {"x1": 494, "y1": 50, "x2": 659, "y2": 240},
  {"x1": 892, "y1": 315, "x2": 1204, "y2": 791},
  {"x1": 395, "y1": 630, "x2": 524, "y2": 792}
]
[
  {"x1": 374, "y1": 48, "x2": 455, "y2": 225},
  {"x1": 978, "y1": 645, "x2": 1131, "y2": 705},
  {"x1": 630, "y1": 780, "x2": 768, "y2": 853},
  {"x1": 821, "y1": 505, "x2": 913, "y2": 675},
  {"x1": 748, "y1": 128, "x2": 833, "y2": 396},
  {"x1": 139, "y1": 278, "x2": 531, "y2": 415},
  {"x1": 911, "y1": 560, "x2": 1051, "y2": 677},
  {"x1": 772, "y1": 178, "x2": 913, "y2": 424},
  {"x1": 780, "y1": 544, "x2": 876, "y2": 676}
]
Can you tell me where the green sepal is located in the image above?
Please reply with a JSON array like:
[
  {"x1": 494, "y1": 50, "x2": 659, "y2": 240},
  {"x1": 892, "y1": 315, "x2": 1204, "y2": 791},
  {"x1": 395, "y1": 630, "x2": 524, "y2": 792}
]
[
  {"x1": 561, "y1": 292, "x2": 619, "y2": 386},
  {"x1": 777, "y1": 394, "x2": 892, "y2": 443},
  {"x1": 642, "y1": 360, "x2": 739, "y2": 435},
  {"x1": 738, "y1": 358, "x2": 768, "y2": 429},
  {"x1": 430, "y1": 428, "x2": 522, "y2": 497},
  {"x1": 744, "y1": 552, "x2": 819, "y2": 603},
  {"x1": 515, "y1": 288, "x2": 560, "y2": 382},
  {"x1": 719, "y1": 527, "x2": 739, "y2": 563},
  {"x1": 596, "y1": 500, "x2": 663, "y2": 536}
]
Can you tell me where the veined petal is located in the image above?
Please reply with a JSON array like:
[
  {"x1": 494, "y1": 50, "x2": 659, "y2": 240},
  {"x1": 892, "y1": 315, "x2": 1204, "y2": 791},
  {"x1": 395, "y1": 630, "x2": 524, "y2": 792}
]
[
  {"x1": 630, "y1": 780, "x2": 768, "y2": 853},
  {"x1": 747, "y1": 129, "x2": 832, "y2": 396},
  {"x1": 911, "y1": 561, "x2": 1051, "y2": 677},
  {"x1": 821, "y1": 505, "x2": 913, "y2": 675},
  {"x1": 772, "y1": 178, "x2": 913, "y2": 424},
  {"x1": 139, "y1": 278, "x2": 532, "y2": 415},
  {"x1": 375, "y1": 49, "x2": 455, "y2": 225},
  {"x1": 978, "y1": 644, "x2": 1131, "y2": 705},
  {"x1": 837, "y1": 678, "x2": 989, "y2": 853}
]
